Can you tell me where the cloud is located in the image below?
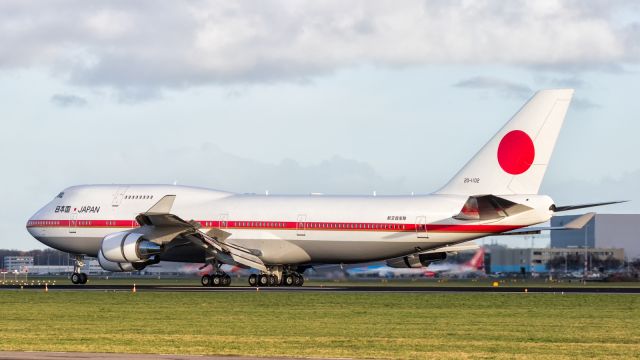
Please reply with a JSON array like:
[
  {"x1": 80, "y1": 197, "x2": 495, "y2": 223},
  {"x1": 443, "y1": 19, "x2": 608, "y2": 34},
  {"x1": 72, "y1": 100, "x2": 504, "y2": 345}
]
[
  {"x1": 453, "y1": 76, "x2": 532, "y2": 99},
  {"x1": 542, "y1": 169, "x2": 640, "y2": 214},
  {"x1": 0, "y1": 1, "x2": 638, "y2": 96},
  {"x1": 54, "y1": 143, "x2": 409, "y2": 195},
  {"x1": 50, "y1": 93, "x2": 88, "y2": 107},
  {"x1": 571, "y1": 97, "x2": 601, "y2": 110}
]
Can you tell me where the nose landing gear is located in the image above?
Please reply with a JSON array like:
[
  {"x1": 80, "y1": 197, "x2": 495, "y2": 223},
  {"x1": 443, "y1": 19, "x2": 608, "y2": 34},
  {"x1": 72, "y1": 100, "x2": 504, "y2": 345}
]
[{"x1": 70, "y1": 255, "x2": 88, "y2": 284}]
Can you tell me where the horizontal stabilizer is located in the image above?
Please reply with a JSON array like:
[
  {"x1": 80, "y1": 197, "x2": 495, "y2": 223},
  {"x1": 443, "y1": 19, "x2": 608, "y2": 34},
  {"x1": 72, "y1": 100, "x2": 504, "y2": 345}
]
[
  {"x1": 424, "y1": 241, "x2": 479, "y2": 254},
  {"x1": 563, "y1": 212, "x2": 595, "y2": 229},
  {"x1": 501, "y1": 212, "x2": 595, "y2": 235},
  {"x1": 551, "y1": 201, "x2": 627, "y2": 212}
]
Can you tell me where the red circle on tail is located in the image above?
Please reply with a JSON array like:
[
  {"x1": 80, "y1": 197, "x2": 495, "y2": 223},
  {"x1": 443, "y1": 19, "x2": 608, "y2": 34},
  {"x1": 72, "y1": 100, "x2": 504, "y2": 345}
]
[{"x1": 497, "y1": 130, "x2": 535, "y2": 175}]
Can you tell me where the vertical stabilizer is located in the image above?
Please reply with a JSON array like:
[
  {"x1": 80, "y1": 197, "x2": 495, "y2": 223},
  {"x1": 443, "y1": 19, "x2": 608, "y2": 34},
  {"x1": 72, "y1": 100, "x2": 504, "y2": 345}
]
[
  {"x1": 464, "y1": 248, "x2": 485, "y2": 271},
  {"x1": 437, "y1": 89, "x2": 574, "y2": 195}
]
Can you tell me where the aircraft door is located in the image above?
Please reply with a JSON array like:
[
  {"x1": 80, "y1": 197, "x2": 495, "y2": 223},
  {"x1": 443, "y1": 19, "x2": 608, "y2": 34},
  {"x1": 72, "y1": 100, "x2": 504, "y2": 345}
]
[
  {"x1": 297, "y1": 214, "x2": 306, "y2": 236},
  {"x1": 415, "y1": 216, "x2": 428, "y2": 238},
  {"x1": 112, "y1": 186, "x2": 128, "y2": 207},
  {"x1": 69, "y1": 213, "x2": 78, "y2": 234},
  {"x1": 219, "y1": 213, "x2": 229, "y2": 228}
]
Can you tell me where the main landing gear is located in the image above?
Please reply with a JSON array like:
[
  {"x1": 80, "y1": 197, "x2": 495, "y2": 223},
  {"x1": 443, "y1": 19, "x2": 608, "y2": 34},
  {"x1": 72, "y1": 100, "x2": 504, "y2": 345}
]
[
  {"x1": 200, "y1": 260, "x2": 231, "y2": 287},
  {"x1": 70, "y1": 255, "x2": 88, "y2": 285},
  {"x1": 201, "y1": 273, "x2": 231, "y2": 287},
  {"x1": 248, "y1": 272, "x2": 304, "y2": 287}
]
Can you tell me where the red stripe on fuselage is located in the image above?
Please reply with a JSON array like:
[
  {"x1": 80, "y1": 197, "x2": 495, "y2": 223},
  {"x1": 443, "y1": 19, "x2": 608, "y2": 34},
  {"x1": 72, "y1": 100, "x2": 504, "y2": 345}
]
[{"x1": 26, "y1": 219, "x2": 523, "y2": 233}]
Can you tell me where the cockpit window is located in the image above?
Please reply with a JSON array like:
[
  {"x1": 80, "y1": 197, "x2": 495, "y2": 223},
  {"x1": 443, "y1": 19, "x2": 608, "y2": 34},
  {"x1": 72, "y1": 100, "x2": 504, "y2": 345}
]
[{"x1": 56, "y1": 192, "x2": 65, "y2": 199}]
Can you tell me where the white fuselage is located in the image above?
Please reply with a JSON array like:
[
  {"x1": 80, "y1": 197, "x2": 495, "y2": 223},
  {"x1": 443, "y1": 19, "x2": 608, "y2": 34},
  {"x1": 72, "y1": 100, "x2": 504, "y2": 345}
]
[{"x1": 26, "y1": 184, "x2": 554, "y2": 265}]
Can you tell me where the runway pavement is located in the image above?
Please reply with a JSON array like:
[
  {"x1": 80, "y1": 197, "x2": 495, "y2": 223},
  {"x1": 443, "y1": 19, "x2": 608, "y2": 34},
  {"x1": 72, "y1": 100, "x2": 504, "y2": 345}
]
[{"x1": 1, "y1": 283, "x2": 639, "y2": 293}]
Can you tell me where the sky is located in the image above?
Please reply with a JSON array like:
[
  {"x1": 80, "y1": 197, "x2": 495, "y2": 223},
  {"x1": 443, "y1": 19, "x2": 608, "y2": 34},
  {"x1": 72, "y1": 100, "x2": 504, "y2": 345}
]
[{"x1": 1, "y1": 0, "x2": 639, "y2": 249}]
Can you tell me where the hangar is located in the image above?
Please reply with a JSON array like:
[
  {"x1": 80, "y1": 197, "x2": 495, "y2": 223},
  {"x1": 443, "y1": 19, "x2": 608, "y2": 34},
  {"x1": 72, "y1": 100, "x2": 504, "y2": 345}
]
[{"x1": 551, "y1": 214, "x2": 640, "y2": 260}]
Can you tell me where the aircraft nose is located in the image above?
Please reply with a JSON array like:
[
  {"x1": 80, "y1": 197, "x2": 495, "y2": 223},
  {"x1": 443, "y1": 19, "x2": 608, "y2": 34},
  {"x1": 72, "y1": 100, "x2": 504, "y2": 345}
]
[
  {"x1": 26, "y1": 206, "x2": 47, "y2": 239},
  {"x1": 26, "y1": 213, "x2": 38, "y2": 237}
]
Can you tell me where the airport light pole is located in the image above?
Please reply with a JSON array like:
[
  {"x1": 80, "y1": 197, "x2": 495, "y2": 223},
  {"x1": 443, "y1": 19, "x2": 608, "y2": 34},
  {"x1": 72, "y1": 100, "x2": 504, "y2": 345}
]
[{"x1": 583, "y1": 220, "x2": 589, "y2": 284}]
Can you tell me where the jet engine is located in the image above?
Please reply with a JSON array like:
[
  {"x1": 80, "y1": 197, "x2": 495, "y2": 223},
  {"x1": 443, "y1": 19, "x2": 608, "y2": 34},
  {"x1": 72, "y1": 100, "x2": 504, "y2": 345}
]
[
  {"x1": 97, "y1": 249, "x2": 145, "y2": 272},
  {"x1": 101, "y1": 231, "x2": 163, "y2": 263},
  {"x1": 386, "y1": 252, "x2": 447, "y2": 268}
]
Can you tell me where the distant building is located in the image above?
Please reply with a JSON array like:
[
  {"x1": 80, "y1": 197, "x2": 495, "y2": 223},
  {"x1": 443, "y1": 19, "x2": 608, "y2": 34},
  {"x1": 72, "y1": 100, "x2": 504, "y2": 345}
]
[
  {"x1": 489, "y1": 246, "x2": 624, "y2": 274},
  {"x1": 2, "y1": 256, "x2": 34, "y2": 272},
  {"x1": 28, "y1": 265, "x2": 74, "y2": 275},
  {"x1": 551, "y1": 214, "x2": 640, "y2": 259}
]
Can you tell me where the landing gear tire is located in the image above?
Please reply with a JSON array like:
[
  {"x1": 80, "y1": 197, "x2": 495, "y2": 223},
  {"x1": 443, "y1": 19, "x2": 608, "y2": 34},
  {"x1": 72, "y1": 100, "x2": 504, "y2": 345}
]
[
  {"x1": 212, "y1": 274, "x2": 222, "y2": 287},
  {"x1": 71, "y1": 273, "x2": 87, "y2": 285},
  {"x1": 293, "y1": 273, "x2": 303, "y2": 287},
  {"x1": 284, "y1": 274, "x2": 295, "y2": 286},
  {"x1": 258, "y1": 274, "x2": 269, "y2": 287},
  {"x1": 201, "y1": 275, "x2": 211, "y2": 287},
  {"x1": 267, "y1": 275, "x2": 278, "y2": 287},
  {"x1": 248, "y1": 274, "x2": 258, "y2": 287},
  {"x1": 222, "y1": 274, "x2": 231, "y2": 287}
]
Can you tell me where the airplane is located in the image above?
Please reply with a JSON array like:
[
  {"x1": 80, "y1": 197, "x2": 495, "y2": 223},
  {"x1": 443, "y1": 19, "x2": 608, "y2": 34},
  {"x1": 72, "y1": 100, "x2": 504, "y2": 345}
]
[
  {"x1": 26, "y1": 89, "x2": 624, "y2": 287},
  {"x1": 346, "y1": 247, "x2": 485, "y2": 278}
]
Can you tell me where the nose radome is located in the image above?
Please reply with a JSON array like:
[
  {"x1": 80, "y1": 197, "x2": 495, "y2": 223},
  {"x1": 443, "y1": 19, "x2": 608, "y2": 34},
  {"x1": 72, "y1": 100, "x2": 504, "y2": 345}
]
[
  {"x1": 26, "y1": 213, "x2": 38, "y2": 237},
  {"x1": 26, "y1": 206, "x2": 46, "y2": 238}
]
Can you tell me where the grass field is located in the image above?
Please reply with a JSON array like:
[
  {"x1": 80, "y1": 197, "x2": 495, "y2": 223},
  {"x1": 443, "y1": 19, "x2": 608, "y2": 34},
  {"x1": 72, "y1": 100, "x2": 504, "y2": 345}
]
[{"x1": 0, "y1": 291, "x2": 638, "y2": 359}]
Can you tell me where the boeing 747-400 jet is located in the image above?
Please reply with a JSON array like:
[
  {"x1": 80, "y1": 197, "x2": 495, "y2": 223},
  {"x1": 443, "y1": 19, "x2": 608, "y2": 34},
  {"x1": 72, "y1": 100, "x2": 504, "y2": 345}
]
[{"x1": 26, "y1": 89, "x2": 622, "y2": 286}]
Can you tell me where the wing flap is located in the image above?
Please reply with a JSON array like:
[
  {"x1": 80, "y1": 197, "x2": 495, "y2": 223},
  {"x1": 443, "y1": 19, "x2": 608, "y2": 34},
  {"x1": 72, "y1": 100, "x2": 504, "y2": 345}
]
[{"x1": 193, "y1": 231, "x2": 266, "y2": 271}]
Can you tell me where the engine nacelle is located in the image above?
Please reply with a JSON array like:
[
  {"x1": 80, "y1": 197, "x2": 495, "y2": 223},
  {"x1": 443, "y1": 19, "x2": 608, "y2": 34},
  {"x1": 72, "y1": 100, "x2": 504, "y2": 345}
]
[
  {"x1": 97, "y1": 250, "x2": 159, "y2": 272},
  {"x1": 101, "y1": 231, "x2": 163, "y2": 263},
  {"x1": 97, "y1": 249, "x2": 136, "y2": 272},
  {"x1": 386, "y1": 252, "x2": 447, "y2": 268}
]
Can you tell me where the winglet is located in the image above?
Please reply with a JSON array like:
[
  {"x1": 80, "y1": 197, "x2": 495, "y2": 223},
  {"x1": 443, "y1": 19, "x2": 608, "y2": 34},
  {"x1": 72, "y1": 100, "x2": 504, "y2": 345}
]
[
  {"x1": 564, "y1": 212, "x2": 595, "y2": 229},
  {"x1": 145, "y1": 195, "x2": 176, "y2": 214}
]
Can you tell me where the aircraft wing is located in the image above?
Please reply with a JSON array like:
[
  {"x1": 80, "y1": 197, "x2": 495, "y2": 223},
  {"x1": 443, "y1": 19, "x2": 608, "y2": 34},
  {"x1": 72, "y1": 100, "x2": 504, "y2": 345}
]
[{"x1": 135, "y1": 195, "x2": 267, "y2": 271}]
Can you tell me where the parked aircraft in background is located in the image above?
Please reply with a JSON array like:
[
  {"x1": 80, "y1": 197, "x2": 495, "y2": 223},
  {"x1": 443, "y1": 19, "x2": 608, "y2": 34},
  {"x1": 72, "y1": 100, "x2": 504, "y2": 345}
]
[
  {"x1": 346, "y1": 247, "x2": 485, "y2": 278},
  {"x1": 26, "y1": 89, "x2": 622, "y2": 287},
  {"x1": 143, "y1": 262, "x2": 249, "y2": 278}
]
